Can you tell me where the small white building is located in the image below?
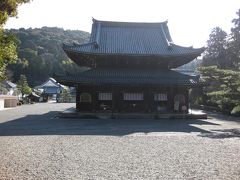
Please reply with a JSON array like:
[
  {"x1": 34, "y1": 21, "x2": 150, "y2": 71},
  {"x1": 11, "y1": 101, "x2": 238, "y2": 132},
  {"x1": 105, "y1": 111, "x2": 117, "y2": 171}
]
[{"x1": 35, "y1": 78, "x2": 65, "y2": 102}]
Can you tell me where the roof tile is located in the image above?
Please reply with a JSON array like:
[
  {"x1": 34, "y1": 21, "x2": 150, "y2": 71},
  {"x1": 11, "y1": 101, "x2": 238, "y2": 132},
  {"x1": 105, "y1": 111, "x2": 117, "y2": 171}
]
[
  {"x1": 55, "y1": 68, "x2": 202, "y2": 87},
  {"x1": 64, "y1": 19, "x2": 204, "y2": 56}
]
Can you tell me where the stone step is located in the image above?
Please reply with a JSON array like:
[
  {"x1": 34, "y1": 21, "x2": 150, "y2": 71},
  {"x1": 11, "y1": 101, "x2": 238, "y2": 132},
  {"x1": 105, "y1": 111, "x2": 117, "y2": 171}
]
[{"x1": 59, "y1": 111, "x2": 207, "y2": 119}]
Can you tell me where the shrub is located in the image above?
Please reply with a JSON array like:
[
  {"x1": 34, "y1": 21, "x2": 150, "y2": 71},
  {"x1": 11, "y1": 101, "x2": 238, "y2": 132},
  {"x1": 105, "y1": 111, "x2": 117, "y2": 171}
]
[
  {"x1": 207, "y1": 91, "x2": 239, "y2": 114},
  {"x1": 231, "y1": 105, "x2": 240, "y2": 116}
]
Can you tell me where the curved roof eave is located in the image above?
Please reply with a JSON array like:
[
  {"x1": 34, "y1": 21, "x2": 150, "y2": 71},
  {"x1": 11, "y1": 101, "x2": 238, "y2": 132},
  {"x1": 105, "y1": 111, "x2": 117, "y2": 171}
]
[{"x1": 63, "y1": 44, "x2": 205, "y2": 58}]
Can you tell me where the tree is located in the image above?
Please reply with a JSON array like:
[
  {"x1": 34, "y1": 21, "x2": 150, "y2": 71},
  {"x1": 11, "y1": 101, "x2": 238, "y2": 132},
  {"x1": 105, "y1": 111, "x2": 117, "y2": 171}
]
[
  {"x1": 0, "y1": 83, "x2": 8, "y2": 94},
  {"x1": 197, "y1": 9, "x2": 240, "y2": 116},
  {"x1": 59, "y1": 88, "x2": 72, "y2": 103},
  {"x1": 227, "y1": 9, "x2": 240, "y2": 69},
  {"x1": 0, "y1": 0, "x2": 31, "y2": 26},
  {"x1": 202, "y1": 9, "x2": 240, "y2": 69},
  {"x1": 0, "y1": 0, "x2": 31, "y2": 80},
  {"x1": 0, "y1": 30, "x2": 18, "y2": 79},
  {"x1": 198, "y1": 66, "x2": 240, "y2": 114},
  {"x1": 17, "y1": 74, "x2": 32, "y2": 97},
  {"x1": 202, "y1": 27, "x2": 228, "y2": 68}
]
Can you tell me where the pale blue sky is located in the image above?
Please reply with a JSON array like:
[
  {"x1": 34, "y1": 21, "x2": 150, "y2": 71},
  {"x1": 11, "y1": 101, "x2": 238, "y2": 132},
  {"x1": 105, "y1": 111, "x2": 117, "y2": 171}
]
[{"x1": 5, "y1": 0, "x2": 239, "y2": 48}]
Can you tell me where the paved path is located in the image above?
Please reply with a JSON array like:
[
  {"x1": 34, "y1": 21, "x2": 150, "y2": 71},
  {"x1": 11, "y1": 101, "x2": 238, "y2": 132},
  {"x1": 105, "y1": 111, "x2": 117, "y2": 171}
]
[{"x1": 0, "y1": 103, "x2": 240, "y2": 179}]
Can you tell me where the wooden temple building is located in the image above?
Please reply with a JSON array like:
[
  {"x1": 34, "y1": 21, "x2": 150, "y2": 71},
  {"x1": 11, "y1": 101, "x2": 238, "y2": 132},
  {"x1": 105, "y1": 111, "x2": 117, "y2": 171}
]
[{"x1": 55, "y1": 19, "x2": 205, "y2": 114}]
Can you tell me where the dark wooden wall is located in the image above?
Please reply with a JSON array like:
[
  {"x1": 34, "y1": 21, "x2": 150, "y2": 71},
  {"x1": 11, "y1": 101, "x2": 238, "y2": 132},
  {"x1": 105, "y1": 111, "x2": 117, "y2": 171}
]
[{"x1": 76, "y1": 85, "x2": 189, "y2": 113}]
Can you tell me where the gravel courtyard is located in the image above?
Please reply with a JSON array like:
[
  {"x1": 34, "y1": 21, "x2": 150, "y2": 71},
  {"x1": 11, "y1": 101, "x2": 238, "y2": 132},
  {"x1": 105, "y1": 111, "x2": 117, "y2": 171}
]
[{"x1": 0, "y1": 103, "x2": 240, "y2": 179}]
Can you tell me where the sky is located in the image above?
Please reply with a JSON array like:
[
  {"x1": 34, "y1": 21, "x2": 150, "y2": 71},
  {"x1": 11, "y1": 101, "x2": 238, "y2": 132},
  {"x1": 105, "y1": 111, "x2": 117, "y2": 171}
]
[{"x1": 4, "y1": 0, "x2": 240, "y2": 48}]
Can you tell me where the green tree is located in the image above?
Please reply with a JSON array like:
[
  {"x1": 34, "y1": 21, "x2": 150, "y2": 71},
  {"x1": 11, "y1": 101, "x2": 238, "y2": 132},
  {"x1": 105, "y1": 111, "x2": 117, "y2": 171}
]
[
  {"x1": 59, "y1": 88, "x2": 72, "y2": 103},
  {"x1": 0, "y1": 0, "x2": 31, "y2": 26},
  {"x1": 227, "y1": 9, "x2": 240, "y2": 69},
  {"x1": 17, "y1": 74, "x2": 32, "y2": 97},
  {"x1": 0, "y1": 83, "x2": 8, "y2": 94},
  {"x1": 198, "y1": 66, "x2": 240, "y2": 114},
  {"x1": 202, "y1": 27, "x2": 228, "y2": 68},
  {"x1": 0, "y1": 30, "x2": 17, "y2": 79},
  {"x1": 0, "y1": 0, "x2": 31, "y2": 80}
]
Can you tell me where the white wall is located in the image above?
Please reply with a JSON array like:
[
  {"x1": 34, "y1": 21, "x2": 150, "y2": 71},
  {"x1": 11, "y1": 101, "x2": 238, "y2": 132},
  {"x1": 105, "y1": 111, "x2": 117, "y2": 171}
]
[{"x1": 0, "y1": 99, "x2": 4, "y2": 110}]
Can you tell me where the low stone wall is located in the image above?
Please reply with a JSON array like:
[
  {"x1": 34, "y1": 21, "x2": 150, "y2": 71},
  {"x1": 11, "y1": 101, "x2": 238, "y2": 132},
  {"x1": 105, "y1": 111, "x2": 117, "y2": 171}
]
[
  {"x1": 0, "y1": 98, "x2": 4, "y2": 110},
  {"x1": 57, "y1": 97, "x2": 76, "y2": 103},
  {"x1": 0, "y1": 95, "x2": 18, "y2": 108}
]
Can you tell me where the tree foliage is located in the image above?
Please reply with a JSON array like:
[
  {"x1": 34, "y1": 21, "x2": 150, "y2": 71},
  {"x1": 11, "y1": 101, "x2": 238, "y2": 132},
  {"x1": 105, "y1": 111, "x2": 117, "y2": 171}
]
[
  {"x1": 59, "y1": 88, "x2": 72, "y2": 103},
  {"x1": 0, "y1": 0, "x2": 31, "y2": 80},
  {"x1": 198, "y1": 66, "x2": 240, "y2": 113},
  {"x1": 0, "y1": 29, "x2": 18, "y2": 79},
  {"x1": 202, "y1": 27, "x2": 228, "y2": 68},
  {"x1": 0, "y1": 0, "x2": 31, "y2": 26},
  {"x1": 17, "y1": 74, "x2": 31, "y2": 96},
  {"x1": 199, "y1": 9, "x2": 240, "y2": 116},
  {"x1": 0, "y1": 83, "x2": 8, "y2": 94},
  {"x1": 203, "y1": 9, "x2": 240, "y2": 70},
  {"x1": 228, "y1": 9, "x2": 240, "y2": 68}
]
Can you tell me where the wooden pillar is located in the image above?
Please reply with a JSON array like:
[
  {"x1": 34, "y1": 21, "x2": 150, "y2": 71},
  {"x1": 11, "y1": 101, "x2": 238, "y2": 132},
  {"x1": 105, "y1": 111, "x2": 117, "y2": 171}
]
[
  {"x1": 144, "y1": 87, "x2": 152, "y2": 113},
  {"x1": 145, "y1": 87, "x2": 152, "y2": 113},
  {"x1": 186, "y1": 87, "x2": 190, "y2": 113},
  {"x1": 149, "y1": 88, "x2": 154, "y2": 112},
  {"x1": 112, "y1": 86, "x2": 120, "y2": 112},
  {"x1": 112, "y1": 86, "x2": 116, "y2": 112},
  {"x1": 167, "y1": 87, "x2": 174, "y2": 112},
  {"x1": 76, "y1": 85, "x2": 80, "y2": 111},
  {"x1": 91, "y1": 86, "x2": 97, "y2": 112}
]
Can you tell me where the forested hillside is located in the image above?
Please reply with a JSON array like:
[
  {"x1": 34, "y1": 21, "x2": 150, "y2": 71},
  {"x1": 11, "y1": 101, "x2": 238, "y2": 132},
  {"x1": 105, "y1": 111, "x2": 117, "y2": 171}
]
[{"x1": 7, "y1": 27, "x2": 90, "y2": 86}]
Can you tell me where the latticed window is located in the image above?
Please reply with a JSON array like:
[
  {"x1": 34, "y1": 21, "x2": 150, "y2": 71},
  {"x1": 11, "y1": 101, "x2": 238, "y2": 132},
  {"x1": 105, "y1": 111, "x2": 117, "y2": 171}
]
[
  {"x1": 154, "y1": 93, "x2": 167, "y2": 101},
  {"x1": 123, "y1": 93, "x2": 143, "y2": 101},
  {"x1": 174, "y1": 94, "x2": 185, "y2": 103},
  {"x1": 98, "y1": 92, "x2": 112, "y2": 100},
  {"x1": 80, "y1": 93, "x2": 92, "y2": 102}
]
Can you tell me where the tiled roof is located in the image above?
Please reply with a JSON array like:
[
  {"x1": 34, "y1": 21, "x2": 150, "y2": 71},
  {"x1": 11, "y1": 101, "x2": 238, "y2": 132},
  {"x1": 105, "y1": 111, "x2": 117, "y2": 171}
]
[
  {"x1": 37, "y1": 78, "x2": 60, "y2": 88},
  {"x1": 54, "y1": 68, "x2": 202, "y2": 87},
  {"x1": 1, "y1": 81, "x2": 17, "y2": 89},
  {"x1": 63, "y1": 19, "x2": 204, "y2": 57}
]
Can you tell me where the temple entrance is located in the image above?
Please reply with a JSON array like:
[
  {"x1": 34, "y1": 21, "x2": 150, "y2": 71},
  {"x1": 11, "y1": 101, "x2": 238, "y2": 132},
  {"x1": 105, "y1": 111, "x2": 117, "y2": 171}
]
[
  {"x1": 120, "y1": 92, "x2": 145, "y2": 112},
  {"x1": 96, "y1": 92, "x2": 112, "y2": 112},
  {"x1": 120, "y1": 102, "x2": 146, "y2": 112},
  {"x1": 79, "y1": 92, "x2": 92, "y2": 111},
  {"x1": 75, "y1": 87, "x2": 190, "y2": 113},
  {"x1": 174, "y1": 94, "x2": 186, "y2": 113},
  {"x1": 153, "y1": 92, "x2": 168, "y2": 113}
]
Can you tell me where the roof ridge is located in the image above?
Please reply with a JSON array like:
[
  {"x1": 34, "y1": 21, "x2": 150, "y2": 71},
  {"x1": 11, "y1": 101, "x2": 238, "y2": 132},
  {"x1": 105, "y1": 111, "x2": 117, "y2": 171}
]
[
  {"x1": 38, "y1": 78, "x2": 60, "y2": 88},
  {"x1": 92, "y1": 18, "x2": 168, "y2": 26},
  {"x1": 160, "y1": 24, "x2": 173, "y2": 48},
  {"x1": 62, "y1": 42, "x2": 95, "y2": 49}
]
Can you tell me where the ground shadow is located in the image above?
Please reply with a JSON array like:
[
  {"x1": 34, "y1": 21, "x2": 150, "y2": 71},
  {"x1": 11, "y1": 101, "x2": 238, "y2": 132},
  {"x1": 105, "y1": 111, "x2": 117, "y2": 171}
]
[
  {"x1": 204, "y1": 110, "x2": 240, "y2": 122},
  {"x1": 199, "y1": 128, "x2": 240, "y2": 139},
  {"x1": 0, "y1": 111, "x2": 221, "y2": 136}
]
